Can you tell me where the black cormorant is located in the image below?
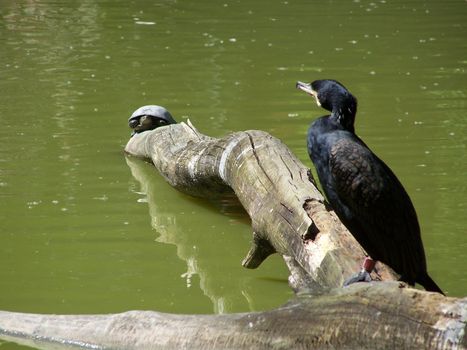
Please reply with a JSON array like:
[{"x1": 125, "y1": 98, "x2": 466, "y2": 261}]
[{"x1": 296, "y1": 79, "x2": 444, "y2": 294}]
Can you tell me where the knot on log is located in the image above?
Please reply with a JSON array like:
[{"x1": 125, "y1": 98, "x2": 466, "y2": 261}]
[{"x1": 302, "y1": 198, "x2": 323, "y2": 241}]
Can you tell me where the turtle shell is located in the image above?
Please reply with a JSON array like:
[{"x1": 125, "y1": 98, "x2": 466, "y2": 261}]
[{"x1": 128, "y1": 105, "x2": 177, "y2": 134}]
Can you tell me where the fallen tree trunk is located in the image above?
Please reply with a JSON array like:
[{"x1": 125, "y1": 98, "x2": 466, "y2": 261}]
[
  {"x1": 0, "y1": 283, "x2": 465, "y2": 350},
  {"x1": 1, "y1": 122, "x2": 465, "y2": 349}
]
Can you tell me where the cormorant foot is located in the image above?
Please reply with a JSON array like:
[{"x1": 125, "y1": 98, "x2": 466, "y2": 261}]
[
  {"x1": 343, "y1": 270, "x2": 372, "y2": 286},
  {"x1": 343, "y1": 257, "x2": 375, "y2": 287}
]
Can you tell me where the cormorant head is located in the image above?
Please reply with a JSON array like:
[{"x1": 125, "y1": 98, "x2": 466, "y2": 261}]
[{"x1": 296, "y1": 79, "x2": 357, "y2": 132}]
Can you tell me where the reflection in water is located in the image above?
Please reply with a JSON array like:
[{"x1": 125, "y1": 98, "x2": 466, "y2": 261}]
[
  {"x1": 3, "y1": 1, "x2": 101, "y2": 124},
  {"x1": 2, "y1": 1, "x2": 103, "y2": 209},
  {"x1": 125, "y1": 155, "x2": 284, "y2": 314}
]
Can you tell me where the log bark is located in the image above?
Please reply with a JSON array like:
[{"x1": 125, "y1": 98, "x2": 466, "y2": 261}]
[
  {"x1": 0, "y1": 122, "x2": 465, "y2": 349},
  {"x1": 0, "y1": 283, "x2": 465, "y2": 350}
]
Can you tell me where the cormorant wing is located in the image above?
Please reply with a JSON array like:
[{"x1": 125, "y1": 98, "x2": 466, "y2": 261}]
[{"x1": 328, "y1": 137, "x2": 426, "y2": 282}]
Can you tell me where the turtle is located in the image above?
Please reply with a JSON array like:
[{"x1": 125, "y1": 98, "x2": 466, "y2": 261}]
[{"x1": 128, "y1": 105, "x2": 177, "y2": 136}]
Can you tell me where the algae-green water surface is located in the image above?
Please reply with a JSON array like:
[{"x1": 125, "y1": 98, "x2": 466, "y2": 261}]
[{"x1": 1, "y1": 1, "x2": 466, "y2": 348}]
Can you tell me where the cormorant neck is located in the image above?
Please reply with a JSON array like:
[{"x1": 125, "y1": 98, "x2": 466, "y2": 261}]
[{"x1": 330, "y1": 103, "x2": 356, "y2": 133}]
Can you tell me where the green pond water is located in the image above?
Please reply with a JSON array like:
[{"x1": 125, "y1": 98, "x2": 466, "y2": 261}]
[{"x1": 1, "y1": 0, "x2": 466, "y2": 348}]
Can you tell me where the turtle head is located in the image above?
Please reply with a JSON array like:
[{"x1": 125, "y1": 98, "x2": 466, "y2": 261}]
[{"x1": 128, "y1": 105, "x2": 177, "y2": 136}]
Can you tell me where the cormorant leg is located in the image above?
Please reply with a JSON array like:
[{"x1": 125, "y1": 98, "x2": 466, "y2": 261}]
[{"x1": 343, "y1": 257, "x2": 376, "y2": 287}]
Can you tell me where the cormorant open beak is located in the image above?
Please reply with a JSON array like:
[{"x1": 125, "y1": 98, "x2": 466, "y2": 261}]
[{"x1": 296, "y1": 81, "x2": 321, "y2": 106}]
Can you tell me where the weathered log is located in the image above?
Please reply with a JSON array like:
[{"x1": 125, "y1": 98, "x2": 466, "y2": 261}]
[
  {"x1": 0, "y1": 283, "x2": 465, "y2": 350},
  {"x1": 1, "y1": 122, "x2": 465, "y2": 349}
]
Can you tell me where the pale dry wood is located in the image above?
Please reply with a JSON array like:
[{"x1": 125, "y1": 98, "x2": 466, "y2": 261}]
[{"x1": 0, "y1": 283, "x2": 465, "y2": 350}]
